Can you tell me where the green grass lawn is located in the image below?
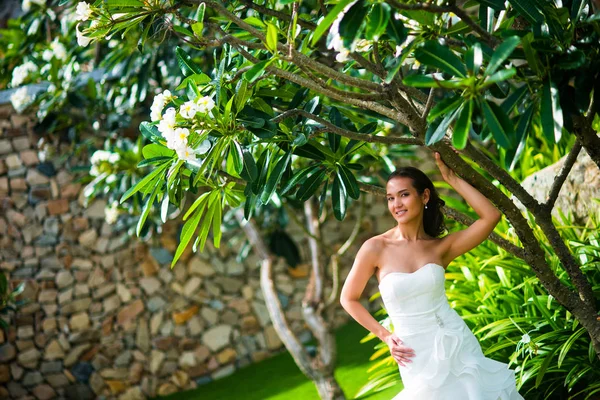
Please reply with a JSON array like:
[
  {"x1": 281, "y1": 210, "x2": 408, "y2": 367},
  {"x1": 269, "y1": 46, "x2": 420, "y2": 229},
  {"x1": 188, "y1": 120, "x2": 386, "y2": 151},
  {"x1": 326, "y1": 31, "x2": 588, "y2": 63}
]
[{"x1": 158, "y1": 321, "x2": 403, "y2": 400}]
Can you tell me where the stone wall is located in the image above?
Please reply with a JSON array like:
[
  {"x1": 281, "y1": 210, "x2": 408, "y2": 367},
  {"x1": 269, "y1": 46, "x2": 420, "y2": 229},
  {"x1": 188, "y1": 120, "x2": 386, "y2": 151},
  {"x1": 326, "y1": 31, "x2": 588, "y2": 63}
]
[{"x1": 0, "y1": 105, "x2": 389, "y2": 399}]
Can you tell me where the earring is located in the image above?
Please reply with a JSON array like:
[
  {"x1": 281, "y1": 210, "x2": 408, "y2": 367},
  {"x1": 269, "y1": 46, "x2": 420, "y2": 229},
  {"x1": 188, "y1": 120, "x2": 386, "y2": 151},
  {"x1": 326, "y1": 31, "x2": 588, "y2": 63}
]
[{"x1": 425, "y1": 204, "x2": 428, "y2": 209}]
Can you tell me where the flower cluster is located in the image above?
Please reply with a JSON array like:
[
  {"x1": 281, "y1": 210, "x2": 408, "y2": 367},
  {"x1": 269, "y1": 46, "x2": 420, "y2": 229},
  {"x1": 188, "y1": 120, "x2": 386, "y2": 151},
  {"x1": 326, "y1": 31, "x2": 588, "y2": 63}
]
[
  {"x1": 75, "y1": 2, "x2": 94, "y2": 47},
  {"x1": 152, "y1": 92, "x2": 215, "y2": 162},
  {"x1": 150, "y1": 90, "x2": 173, "y2": 121},
  {"x1": 42, "y1": 39, "x2": 68, "y2": 62},
  {"x1": 10, "y1": 87, "x2": 32, "y2": 114},
  {"x1": 89, "y1": 150, "x2": 120, "y2": 176},
  {"x1": 11, "y1": 61, "x2": 37, "y2": 87}
]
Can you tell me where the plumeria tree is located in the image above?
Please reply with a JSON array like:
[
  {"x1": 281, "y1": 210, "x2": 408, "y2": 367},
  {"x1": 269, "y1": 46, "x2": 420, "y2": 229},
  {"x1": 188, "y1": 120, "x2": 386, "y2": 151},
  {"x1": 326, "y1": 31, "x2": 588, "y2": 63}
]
[{"x1": 4, "y1": 0, "x2": 600, "y2": 398}]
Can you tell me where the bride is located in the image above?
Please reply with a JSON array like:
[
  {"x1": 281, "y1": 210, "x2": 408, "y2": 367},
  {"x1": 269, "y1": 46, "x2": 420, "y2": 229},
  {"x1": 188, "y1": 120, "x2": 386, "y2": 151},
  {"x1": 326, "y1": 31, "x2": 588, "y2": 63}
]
[{"x1": 340, "y1": 152, "x2": 523, "y2": 399}]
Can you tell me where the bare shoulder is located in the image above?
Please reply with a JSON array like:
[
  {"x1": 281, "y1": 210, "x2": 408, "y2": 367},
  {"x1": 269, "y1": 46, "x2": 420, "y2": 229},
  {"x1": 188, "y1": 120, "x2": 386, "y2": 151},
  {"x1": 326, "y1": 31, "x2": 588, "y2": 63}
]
[{"x1": 355, "y1": 236, "x2": 383, "y2": 268}]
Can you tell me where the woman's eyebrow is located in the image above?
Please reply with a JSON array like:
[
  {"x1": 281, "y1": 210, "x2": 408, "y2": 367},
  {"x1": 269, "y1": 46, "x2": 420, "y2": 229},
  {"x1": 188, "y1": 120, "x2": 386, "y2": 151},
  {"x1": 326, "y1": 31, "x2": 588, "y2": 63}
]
[{"x1": 386, "y1": 189, "x2": 409, "y2": 196}]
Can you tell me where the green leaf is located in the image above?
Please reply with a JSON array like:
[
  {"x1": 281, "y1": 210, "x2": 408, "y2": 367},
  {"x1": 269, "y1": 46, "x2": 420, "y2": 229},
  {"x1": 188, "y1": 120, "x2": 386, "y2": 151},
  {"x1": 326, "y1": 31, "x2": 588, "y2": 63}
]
[
  {"x1": 328, "y1": 107, "x2": 342, "y2": 152},
  {"x1": 296, "y1": 168, "x2": 327, "y2": 201},
  {"x1": 521, "y1": 33, "x2": 543, "y2": 76},
  {"x1": 137, "y1": 156, "x2": 172, "y2": 168},
  {"x1": 402, "y1": 74, "x2": 464, "y2": 89},
  {"x1": 541, "y1": 80, "x2": 563, "y2": 143},
  {"x1": 311, "y1": 0, "x2": 355, "y2": 46},
  {"x1": 466, "y1": 42, "x2": 483, "y2": 74},
  {"x1": 293, "y1": 142, "x2": 326, "y2": 161},
  {"x1": 175, "y1": 46, "x2": 202, "y2": 77},
  {"x1": 120, "y1": 162, "x2": 170, "y2": 204},
  {"x1": 507, "y1": 0, "x2": 544, "y2": 24},
  {"x1": 175, "y1": 73, "x2": 211, "y2": 91},
  {"x1": 426, "y1": 107, "x2": 460, "y2": 146},
  {"x1": 172, "y1": 204, "x2": 204, "y2": 267},
  {"x1": 365, "y1": 2, "x2": 390, "y2": 40},
  {"x1": 136, "y1": 182, "x2": 159, "y2": 236},
  {"x1": 515, "y1": 103, "x2": 534, "y2": 143},
  {"x1": 280, "y1": 164, "x2": 321, "y2": 196},
  {"x1": 414, "y1": 41, "x2": 467, "y2": 78},
  {"x1": 483, "y1": 67, "x2": 517, "y2": 86},
  {"x1": 229, "y1": 140, "x2": 244, "y2": 175},
  {"x1": 339, "y1": 0, "x2": 366, "y2": 49},
  {"x1": 481, "y1": 99, "x2": 514, "y2": 149},
  {"x1": 142, "y1": 143, "x2": 175, "y2": 159},
  {"x1": 337, "y1": 164, "x2": 360, "y2": 200},
  {"x1": 261, "y1": 151, "x2": 292, "y2": 203},
  {"x1": 266, "y1": 22, "x2": 278, "y2": 53},
  {"x1": 244, "y1": 58, "x2": 277, "y2": 83},
  {"x1": 212, "y1": 195, "x2": 222, "y2": 248},
  {"x1": 452, "y1": 100, "x2": 473, "y2": 150},
  {"x1": 240, "y1": 150, "x2": 258, "y2": 183},
  {"x1": 183, "y1": 191, "x2": 211, "y2": 220},
  {"x1": 385, "y1": 13, "x2": 406, "y2": 44},
  {"x1": 197, "y1": 192, "x2": 219, "y2": 252},
  {"x1": 427, "y1": 95, "x2": 462, "y2": 123},
  {"x1": 485, "y1": 36, "x2": 520, "y2": 77},
  {"x1": 139, "y1": 121, "x2": 163, "y2": 144},
  {"x1": 331, "y1": 173, "x2": 347, "y2": 221},
  {"x1": 477, "y1": 0, "x2": 505, "y2": 10}
]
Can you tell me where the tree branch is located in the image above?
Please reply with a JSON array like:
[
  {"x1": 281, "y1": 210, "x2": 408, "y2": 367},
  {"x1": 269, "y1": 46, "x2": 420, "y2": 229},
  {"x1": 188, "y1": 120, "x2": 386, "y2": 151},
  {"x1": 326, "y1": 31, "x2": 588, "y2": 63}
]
[
  {"x1": 272, "y1": 109, "x2": 424, "y2": 146},
  {"x1": 545, "y1": 141, "x2": 582, "y2": 211}
]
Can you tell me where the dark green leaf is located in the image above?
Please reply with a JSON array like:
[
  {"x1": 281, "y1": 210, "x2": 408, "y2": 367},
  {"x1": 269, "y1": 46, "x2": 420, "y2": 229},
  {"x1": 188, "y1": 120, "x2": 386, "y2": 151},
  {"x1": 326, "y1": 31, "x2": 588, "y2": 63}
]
[
  {"x1": 337, "y1": 164, "x2": 360, "y2": 200},
  {"x1": 240, "y1": 149, "x2": 258, "y2": 183},
  {"x1": 331, "y1": 174, "x2": 347, "y2": 221},
  {"x1": 175, "y1": 46, "x2": 202, "y2": 77},
  {"x1": 230, "y1": 140, "x2": 244, "y2": 175},
  {"x1": 427, "y1": 95, "x2": 462, "y2": 123},
  {"x1": 311, "y1": 0, "x2": 355, "y2": 46},
  {"x1": 414, "y1": 41, "x2": 467, "y2": 77},
  {"x1": 426, "y1": 107, "x2": 460, "y2": 146},
  {"x1": 541, "y1": 80, "x2": 563, "y2": 143},
  {"x1": 280, "y1": 164, "x2": 321, "y2": 196},
  {"x1": 172, "y1": 204, "x2": 204, "y2": 267},
  {"x1": 481, "y1": 99, "x2": 514, "y2": 149},
  {"x1": 297, "y1": 168, "x2": 327, "y2": 201},
  {"x1": 485, "y1": 36, "x2": 520, "y2": 77},
  {"x1": 452, "y1": 100, "x2": 473, "y2": 150},
  {"x1": 507, "y1": 0, "x2": 544, "y2": 24},
  {"x1": 365, "y1": 2, "x2": 390, "y2": 40},
  {"x1": 385, "y1": 14, "x2": 407, "y2": 44},
  {"x1": 339, "y1": 0, "x2": 366, "y2": 49},
  {"x1": 293, "y1": 142, "x2": 326, "y2": 161},
  {"x1": 139, "y1": 121, "x2": 163, "y2": 144},
  {"x1": 261, "y1": 151, "x2": 292, "y2": 203},
  {"x1": 466, "y1": 43, "x2": 483, "y2": 74}
]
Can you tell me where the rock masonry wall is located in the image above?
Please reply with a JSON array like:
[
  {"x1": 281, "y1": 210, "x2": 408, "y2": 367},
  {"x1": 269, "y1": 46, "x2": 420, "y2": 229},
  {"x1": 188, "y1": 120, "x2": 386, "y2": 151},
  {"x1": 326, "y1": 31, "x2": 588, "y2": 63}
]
[{"x1": 0, "y1": 105, "x2": 389, "y2": 399}]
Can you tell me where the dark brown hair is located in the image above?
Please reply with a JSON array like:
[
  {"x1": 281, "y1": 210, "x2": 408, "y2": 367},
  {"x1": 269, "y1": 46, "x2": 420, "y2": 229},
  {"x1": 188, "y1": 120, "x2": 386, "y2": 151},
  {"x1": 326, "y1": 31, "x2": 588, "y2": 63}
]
[{"x1": 386, "y1": 167, "x2": 447, "y2": 237}]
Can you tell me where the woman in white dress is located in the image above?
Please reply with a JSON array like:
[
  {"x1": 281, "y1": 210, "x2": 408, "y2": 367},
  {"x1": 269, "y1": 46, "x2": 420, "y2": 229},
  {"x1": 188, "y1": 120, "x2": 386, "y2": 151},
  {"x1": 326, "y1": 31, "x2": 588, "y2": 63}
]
[{"x1": 340, "y1": 152, "x2": 523, "y2": 399}]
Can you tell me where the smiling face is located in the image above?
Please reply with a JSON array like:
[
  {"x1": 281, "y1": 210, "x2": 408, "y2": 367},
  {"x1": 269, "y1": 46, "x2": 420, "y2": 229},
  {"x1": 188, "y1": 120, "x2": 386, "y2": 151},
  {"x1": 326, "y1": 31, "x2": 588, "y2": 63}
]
[{"x1": 386, "y1": 177, "x2": 429, "y2": 223}]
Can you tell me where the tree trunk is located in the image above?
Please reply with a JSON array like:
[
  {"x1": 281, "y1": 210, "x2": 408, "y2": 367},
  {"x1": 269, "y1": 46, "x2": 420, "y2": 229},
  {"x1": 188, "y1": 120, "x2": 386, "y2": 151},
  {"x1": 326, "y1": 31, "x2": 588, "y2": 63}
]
[
  {"x1": 314, "y1": 375, "x2": 346, "y2": 400},
  {"x1": 235, "y1": 209, "x2": 347, "y2": 399}
]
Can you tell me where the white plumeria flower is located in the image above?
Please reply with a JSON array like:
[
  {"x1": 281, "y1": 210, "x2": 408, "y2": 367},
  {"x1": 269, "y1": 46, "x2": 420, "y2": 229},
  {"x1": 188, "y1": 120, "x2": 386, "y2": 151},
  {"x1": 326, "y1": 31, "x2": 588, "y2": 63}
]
[
  {"x1": 90, "y1": 150, "x2": 120, "y2": 165},
  {"x1": 104, "y1": 202, "x2": 119, "y2": 225},
  {"x1": 76, "y1": 23, "x2": 92, "y2": 47},
  {"x1": 51, "y1": 39, "x2": 67, "y2": 61},
  {"x1": 196, "y1": 96, "x2": 215, "y2": 113},
  {"x1": 11, "y1": 61, "x2": 37, "y2": 87},
  {"x1": 176, "y1": 146, "x2": 197, "y2": 162},
  {"x1": 42, "y1": 49, "x2": 53, "y2": 62},
  {"x1": 521, "y1": 333, "x2": 531, "y2": 344},
  {"x1": 157, "y1": 107, "x2": 177, "y2": 135},
  {"x1": 150, "y1": 90, "x2": 174, "y2": 121},
  {"x1": 179, "y1": 101, "x2": 199, "y2": 119},
  {"x1": 75, "y1": 2, "x2": 92, "y2": 21},
  {"x1": 10, "y1": 87, "x2": 32, "y2": 114},
  {"x1": 166, "y1": 128, "x2": 190, "y2": 150}
]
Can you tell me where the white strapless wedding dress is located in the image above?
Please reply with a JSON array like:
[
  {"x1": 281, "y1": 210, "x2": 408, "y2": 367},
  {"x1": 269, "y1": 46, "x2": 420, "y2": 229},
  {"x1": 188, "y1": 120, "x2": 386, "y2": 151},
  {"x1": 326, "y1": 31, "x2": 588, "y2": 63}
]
[{"x1": 378, "y1": 263, "x2": 524, "y2": 400}]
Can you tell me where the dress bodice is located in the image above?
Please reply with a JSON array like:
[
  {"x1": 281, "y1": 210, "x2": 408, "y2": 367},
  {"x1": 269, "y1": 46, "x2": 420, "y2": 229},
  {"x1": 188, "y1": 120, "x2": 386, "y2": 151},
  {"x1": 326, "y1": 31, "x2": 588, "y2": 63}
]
[{"x1": 378, "y1": 263, "x2": 447, "y2": 318}]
